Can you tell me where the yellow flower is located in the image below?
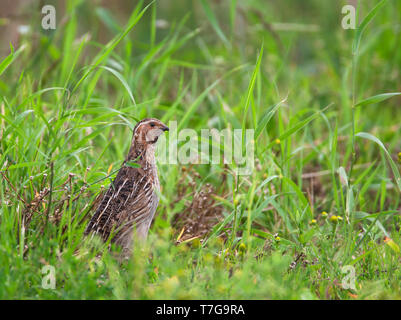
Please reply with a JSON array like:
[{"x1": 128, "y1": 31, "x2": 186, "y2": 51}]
[
  {"x1": 233, "y1": 269, "x2": 243, "y2": 279},
  {"x1": 329, "y1": 215, "x2": 338, "y2": 223},
  {"x1": 329, "y1": 215, "x2": 342, "y2": 223},
  {"x1": 176, "y1": 269, "x2": 187, "y2": 279},
  {"x1": 162, "y1": 276, "x2": 180, "y2": 292},
  {"x1": 275, "y1": 138, "x2": 281, "y2": 145},
  {"x1": 275, "y1": 236, "x2": 281, "y2": 241},
  {"x1": 384, "y1": 237, "x2": 400, "y2": 253},
  {"x1": 321, "y1": 211, "x2": 328, "y2": 217},
  {"x1": 214, "y1": 255, "x2": 223, "y2": 268},
  {"x1": 309, "y1": 219, "x2": 317, "y2": 225},
  {"x1": 239, "y1": 243, "x2": 246, "y2": 252}
]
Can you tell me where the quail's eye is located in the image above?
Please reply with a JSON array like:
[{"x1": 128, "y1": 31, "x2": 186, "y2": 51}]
[{"x1": 150, "y1": 122, "x2": 155, "y2": 127}]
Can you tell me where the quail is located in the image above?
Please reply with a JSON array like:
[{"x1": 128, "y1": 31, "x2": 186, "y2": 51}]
[{"x1": 85, "y1": 118, "x2": 169, "y2": 253}]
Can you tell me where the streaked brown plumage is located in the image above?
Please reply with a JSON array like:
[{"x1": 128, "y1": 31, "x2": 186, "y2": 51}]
[{"x1": 85, "y1": 118, "x2": 169, "y2": 253}]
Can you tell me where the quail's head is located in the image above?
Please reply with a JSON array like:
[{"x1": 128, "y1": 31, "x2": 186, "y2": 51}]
[{"x1": 133, "y1": 118, "x2": 169, "y2": 145}]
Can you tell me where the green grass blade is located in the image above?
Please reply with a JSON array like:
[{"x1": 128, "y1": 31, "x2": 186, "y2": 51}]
[
  {"x1": 356, "y1": 132, "x2": 401, "y2": 193},
  {"x1": 0, "y1": 44, "x2": 26, "y2": 77},
  {"x1": 200, "y1": 0, "x2": 229, "y2": 46},
  {"x1": 99, "y1": 66, "x2": 136, "y2": 105},
  {"x1": 353, "y1": 0, "x2": 387, "y2": 55},
  {"x1": 241, "y1": 45, "x2": 263, "y2": 141},
  {"x1": 72, "y1": 1, "x2": 152, "y2": 92},
  {"x1": 354, "y1": 92, "x2": 401, "y2": 107},
  {"x1": 262, "y1": 104, "x2": 331, "y2": 153},
  {"x1": 255, "y1": 97, "x2": 286, "y2": 140}
]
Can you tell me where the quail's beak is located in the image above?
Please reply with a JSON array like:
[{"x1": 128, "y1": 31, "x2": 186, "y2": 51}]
[{"x1": 161, "y1": 125, "x2": 169, "y2": 132}]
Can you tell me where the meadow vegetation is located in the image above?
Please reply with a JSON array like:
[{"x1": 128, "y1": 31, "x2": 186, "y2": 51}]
[{"x1": 0, "y1": 0, "x2": 400, "y2": 299}]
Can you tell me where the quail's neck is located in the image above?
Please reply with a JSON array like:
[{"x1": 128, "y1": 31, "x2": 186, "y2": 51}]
[
  {"x1": 127, "y1": 142, "x2": 156, "y2": 168},
  {"x1": 144, "y1": 143, "x2": 156, "y2": 165}
]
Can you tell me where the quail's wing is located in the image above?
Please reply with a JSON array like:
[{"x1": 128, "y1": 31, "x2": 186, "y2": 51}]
[
  {"x1": 85, "y1": 165, "x2": 147, "y2": 239},
  {"x1": 113, "y1": 174, "x2": 157, "y2": 232}
]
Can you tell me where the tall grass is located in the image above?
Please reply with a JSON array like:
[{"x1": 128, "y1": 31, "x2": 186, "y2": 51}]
[{"x1": 0, "y1": 0, "x2": 401, "y2": 299}]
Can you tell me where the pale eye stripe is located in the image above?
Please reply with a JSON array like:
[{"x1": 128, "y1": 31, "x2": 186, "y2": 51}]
[{"x1": 134, "y1": 119, "x2": 157, "y2": 134}]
